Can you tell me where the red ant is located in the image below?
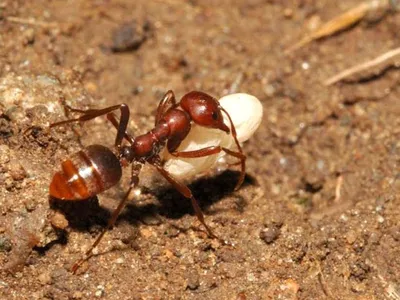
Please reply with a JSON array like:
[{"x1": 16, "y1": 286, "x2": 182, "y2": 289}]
[{"x1": 49, "y1": 90, "x2": 246, "y2": 273}]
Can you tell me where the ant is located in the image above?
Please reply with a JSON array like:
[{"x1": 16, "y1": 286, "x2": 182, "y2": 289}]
[{"x1": 49, "y1": 90, "x2": 246, "y2": 273}]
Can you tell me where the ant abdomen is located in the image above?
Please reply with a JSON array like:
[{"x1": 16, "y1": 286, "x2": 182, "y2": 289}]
[{"x1": 50, "y1": 145, "x2": 122, "y2": 200}]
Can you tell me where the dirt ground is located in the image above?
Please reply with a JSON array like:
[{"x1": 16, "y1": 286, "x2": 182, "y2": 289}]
[{"x1": 1, "y1": 0, "x2": 400, "y2": 299}]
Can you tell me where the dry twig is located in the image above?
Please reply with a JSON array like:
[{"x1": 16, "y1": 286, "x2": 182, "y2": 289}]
[
  {"x1": 334, "y1": 175, "x2": 343, "y2": 202},
  {"x1": 324, "y1": 47, "x2": 400, "y2": 85},
  {"x1": 285, "y1": 0, "x2": 392, "y2": 54},
  {"x1": 7, "y1": 16, "x2": 59, "y2": 28}
]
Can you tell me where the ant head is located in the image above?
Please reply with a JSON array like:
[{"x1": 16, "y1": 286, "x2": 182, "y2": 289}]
[
  {"x1": 119, "y1": 145, "x2": 134, "y2": 166},
  {"x1": 180, "y1": 91, "x2": 230, "y2": 133}
]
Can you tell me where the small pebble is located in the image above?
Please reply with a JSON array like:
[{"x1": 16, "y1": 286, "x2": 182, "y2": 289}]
[
  {"x1": 84, "y1": 82, "x2": 98, "y2": 94},
  {"x1": 283, "y1": 8, "x2": 293, "y2": 18},
  {"x1": 115, "y1": 257, "x2": 124, "y2": 264},
  {"x1": 164, "y1": 225, "x2": 180, "y2": 238},
  {"x1": 247, "y1": 273, "x2": 256, "y2": 282},
  {"x1": 24, "y1": 199, "x2": 37, "y2": 212},
  {"x1": 377, "y1": 215, "x2": 384, "y2": 223},
  {"x1": 111, "y1": 20, "x2": 151, "y2": 52},
  {"x1": 50, "y1": 212, "x2": 69, "y2": 230},
  {"x1": 0, "y1": 235, "x2": 12, "y2": 252},
  {"x1": 351, "y1": 281, "x2": 366, "y2": 293},
  {"x1": 186, "y1": 269, "x2": 200, "y2": 290},
  {"x1": 95, "y1": 285, "x2": 105, "y2": 297},
  {"x1": 389, "y1": 226, "x2": 400, "y2": 241},
  {"x1": 72, "y1": 291, "x2": 83, "y2": 299},
  {"x1": 5, "y1": 177, "x2": 15, "y2": 190},
  {"x1": 95, "y1": 290, "x2": 103, "y2": 297},
  {"x1": 38, "y1": 272, "x2": 52, "y2": 285},
  {"x1": 141, "y1": 214, "x2": 161, "y2": 225},
  {"x1": 259, "y1": 224, "x2": 281, "y2": 244},
  {"x1": 140, "y1": 227, "x2": 154, "y2": 239},
  {"x1": 306, "y1": 15, "x2": 322, "y2": 31},
  {"x1": 163, "y1": 249, "x2": 174, "y2": 260},
  {"x1": 345, "y1": 230, "x2": 357, "y2": 244},
  {"x1": 22, "y1": 28, "x2": 35, "y2": 45},
  {"x1": 279, "y1": 278, "x2": 300, "y2": 295},
  {"x1": 8, "y1": 160, "x2": 27, "y2": 181},
  {"x1": 0, "y1": 145, "x2": 10, "y2": 166}
]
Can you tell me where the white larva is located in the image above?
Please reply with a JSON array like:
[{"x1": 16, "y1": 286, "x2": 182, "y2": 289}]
[{"x1": 161, "y1": 93, "x2": 263, "y2": 180}]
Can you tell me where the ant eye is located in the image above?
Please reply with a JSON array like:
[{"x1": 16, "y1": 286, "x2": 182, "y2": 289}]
[{"x1": 211, "y1": 111, "x2": 218, "y2": 120}]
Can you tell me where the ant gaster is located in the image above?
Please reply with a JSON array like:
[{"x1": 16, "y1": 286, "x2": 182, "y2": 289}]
[{"x1": 49, "y1": 90, "x2": 246, "y2": 273}]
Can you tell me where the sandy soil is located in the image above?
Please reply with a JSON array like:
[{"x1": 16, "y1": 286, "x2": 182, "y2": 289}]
[{"x1": 1, "y1": 1, "x2": 400, "y2": 299}]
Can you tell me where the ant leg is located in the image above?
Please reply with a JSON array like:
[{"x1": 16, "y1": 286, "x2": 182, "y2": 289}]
[
  {"x1": 71, "y1": 162, "x2": 142, "y2": 274},
  {"x1": 62, "y1": 105, "x2": 96, "y2": 114},
  {"x1": 71, "y1": 187, "x2": 133, "y2": 273},
  {"x1": 152, "y1": 161, "x2": 218, "y2": 239},
  {"x1": 170, "y1": 145, "x2": 246, "y2": 191},
  {"x1": 220, "y1": 107, "x2": 246, "y2": 190},
  {"x1": 51, "y1": 104, "x2": 130, "y2": 149},
  {"x1": 170, "y1": 146, "x2": 221, "y2": 157},
  {"x1": 221, "y1": 147, "x2": 246, "y2": 190},
  {"x1": 106, "y1": 113, "x2": 135, "y2": 145},
  {"x1": 155, "y1": 90, "x2": 176, "y2": 125}
]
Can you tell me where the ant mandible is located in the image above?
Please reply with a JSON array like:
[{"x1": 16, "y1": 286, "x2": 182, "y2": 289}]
[{"x1": 49, "y1": 90, "x2": 246, "y2": 273}]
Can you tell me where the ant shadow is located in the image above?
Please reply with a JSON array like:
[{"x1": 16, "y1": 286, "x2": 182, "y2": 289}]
[
  {"x1": 50, "y1": 197, "x2": 111, "y2": 232},
  {"x1": 50, "y1": 170, "x2": 256, "y2": 233},
  {"x1": 144, "y1": 170, "x2": 255, "y2": 221}
]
